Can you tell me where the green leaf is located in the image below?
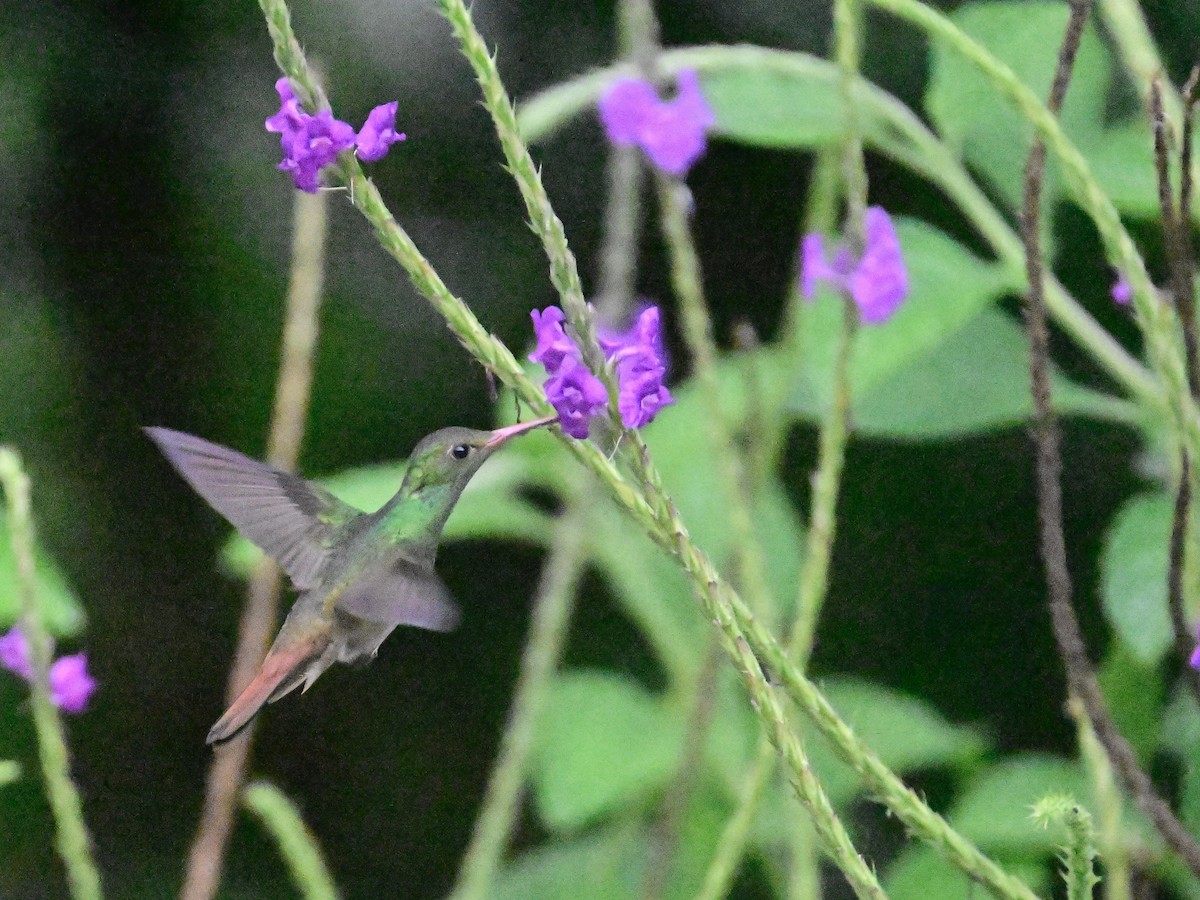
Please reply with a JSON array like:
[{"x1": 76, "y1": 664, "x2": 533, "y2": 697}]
[
  {"x1": 811, "y1": 679, "x2": 986, "y2": 803},
  {"x1": 770, "y1": 679, "x2": 988, "y2": 811},
  {"x1": 531, "y1": 671, "x2": 684, "y2": 831},
  {"x1": 702, "y1": 59, "x2": 896, "y2": 151},
  {"x1": 582, "y1": 500, "x2": 708, "y2": 687},
  {"x1": 850, "y1": 307, "x2": 1122, "y2": 439},
  {"x1": 926, "y1": 1, "x2": 1110, "y2": 211},
  {"x1": 517, "y1": 47, "x2": 921, "y2": 164},
  {"x1": 791, "y1": 218, "x2": 1014, "y2": 420},
  {"x1": 1100, "y1": 492, "x2": 1173, "y2": 665},
  {"x1": 950, "y1": 754, "x2": 1090, "y2": 854},
  {"x1": 492, "y1": 823, "x2": 645, "y2": 900},
  {"x1": 1098, "y1": 642, "x2": 1162, "y2": 761},
  {"x1": 886, "y1": 845, "x2": 1047, "y2": 900},
  {"x1": 0, "y1": 512, "x2": 85, "y2": 636},
  {"x1": 1084, "y1": 121, "x2": 1161, "y2": 219}
]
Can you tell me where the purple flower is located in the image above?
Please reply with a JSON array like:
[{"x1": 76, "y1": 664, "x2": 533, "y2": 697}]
[
  {"x1": 599, "y1": 306, "x2": 674, "y2": 428},
  {"x1": 598, "y1": 69, "x2": 715, "y2": 177},
  {"x1": 529, "y1": 307, "x2": 578, "y2": 373},
  {"x1": 1111, "y1": 274, "x2": 1132, "y2": 306},
  {"x1": 544, "y1": 355, "x2": 609, "y2": 439},
  {"x1": 265, "y1": 78, "x2": 357, "y2": 193},
  {"x1": 530, "y1": 304, "x2": 673, "y2": 436},
  {"x1": 801, "y1": 207, "x2": 909, "y2": 325},
  {"x1": 356, "y1": 102, "x2": 407, "y2": 163},
  {"x1": 0, "y1": 628, "x2": 32, "y2": 680},
  {"x1": 0, "y1": 627, "x2": 95, "y2": 714},
  {"x1": 48, "y1": 654, "x2": 96, "y2": 714}
]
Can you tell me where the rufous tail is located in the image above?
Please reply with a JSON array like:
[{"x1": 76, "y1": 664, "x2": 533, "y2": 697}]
[{"x1": 206, "y1": 641, "x2": 321, "y2": 745}]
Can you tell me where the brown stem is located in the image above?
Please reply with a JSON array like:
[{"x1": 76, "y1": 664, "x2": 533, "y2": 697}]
[
  {"x1": 1022, "y1": 0, "x2": 1200, "y2": 879},
  {"x1": 180, "y1": 188, "x2": 329, "y2": 900},
  {"x1": 1168, "y1": 454, "x2": 1200, "y2": 703},
  {"x1": 1153, "y1": 75, "x2": 1200, "y2": 705}
]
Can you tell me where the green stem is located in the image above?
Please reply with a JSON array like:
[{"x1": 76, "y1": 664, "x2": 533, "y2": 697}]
[
  {"x1": 1070, "y1": 698, "x2": 1130, "y2": 900},
  {"x1": 595, "y1": 146, "x2": 644, "y2": 324},
  {"x1": 243, "y1": 780, "x2": 340, "y2": 900},
  {"x1": 450, "y1": 500, "x2": 587, "y2": 900},
  {"x1": 435, "y1": 0, "x2": 612, "y2": 392},
  {"x1": 696, "y1": 738, "x2": 773, "y2": 900},
  {"x1": 865, "y1": 0, "x2": 1194, "y2": 451},
  {"x1": 1033, "y1": 794, "x2": 1100, "y2": 900},
  {"x1": 0, "y1": 449, "x2": 103, "y2": 900},
  {"x1": 1097, "y1": 0, "x2": 1200, "y2": 222},
  {"x1": 656, "y1": 177, "x2": 775, "y2": 621},
  {"x1": 0, "y1": 760, "x2": 21, "y2": 789},
  {"x1": 257, "y1": 8, "x2": 1039, "y2": 897}
]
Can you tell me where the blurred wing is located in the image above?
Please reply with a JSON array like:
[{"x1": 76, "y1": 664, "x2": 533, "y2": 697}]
[
  {"x1": 336, "y1": 560, "x2": 461, "y2": 633},
  {"x1": 145, "y1": 427, "x2": 362, "y2": 590}
]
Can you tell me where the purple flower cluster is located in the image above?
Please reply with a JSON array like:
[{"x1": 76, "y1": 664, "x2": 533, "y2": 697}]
[
  {"x1": 266, "y1": 78, "x2": 407, "y2": 193},
  {"x1": 1111, "y1": 274, "x2": 1132, "y2": 306},
  {"x1": 801, "y1": 207, "x2": 910, "y2": 325},
  {"x1": 598, "y1": 69, "x2": 715, "y2": 177},
  {"x1": 530, "y1": 306, "x2": 673, "y2": 439},
  {"x1": 0, "y1": 627, "x2": 96, "y2": 714}
]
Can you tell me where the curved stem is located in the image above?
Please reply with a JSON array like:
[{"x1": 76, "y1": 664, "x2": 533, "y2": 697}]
[
  {"x1": 242, "y1": 780, "x2": 340, "y2": 900},
  {"x1": 0, "y1": 449, "x2": 103, "y2": 900}
]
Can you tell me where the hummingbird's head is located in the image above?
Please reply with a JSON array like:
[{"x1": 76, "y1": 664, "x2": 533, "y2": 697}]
[{"x1": 400, "y1": 416, "x2": 556, "y2": 496}]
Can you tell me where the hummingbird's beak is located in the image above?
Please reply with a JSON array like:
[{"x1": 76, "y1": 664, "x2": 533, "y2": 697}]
[{"x1": 485, "y1": 414, "x2": 557, "y2": 449}]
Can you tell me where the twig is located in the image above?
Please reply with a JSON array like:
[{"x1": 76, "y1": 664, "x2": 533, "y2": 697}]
[
  {"x1": 449, "y1": 499, "x2": 587, "y2": 900},
  {"x1": 1154, "y1": 72, "x2": 1200, "y2": 706},
  {"x1": 181, "y1": 188, "x2": 329, "y2": 900},
  {"x1": 242, "y1": 780, "x2": 340, "y2": 900},
  {"x1": 1167, "y1": 455, "x2": 1200, "y2": 703},
  {"x1": 1020, "y1": 0, "x2": 1200, "y2": 880},
  {"x1": 0, "y1": 449, "x2": 103, "y2": 900}
]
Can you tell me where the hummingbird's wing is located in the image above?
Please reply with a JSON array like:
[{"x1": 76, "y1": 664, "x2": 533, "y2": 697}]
[
  {"x1": 336, "y1": 559, "x2": 461, "y2": 633},
  {"x1": 145, "y1": 427, "x2": 362, "y2": 590}
]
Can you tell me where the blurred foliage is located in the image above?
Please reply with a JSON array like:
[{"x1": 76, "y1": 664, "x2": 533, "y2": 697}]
[{"x1": 1, "y1": 0, "x2": 1198, "y2": 896}]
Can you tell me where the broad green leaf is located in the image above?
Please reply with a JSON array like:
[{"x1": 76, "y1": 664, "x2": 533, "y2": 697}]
[
  {"x1": 886, "y1": 845, "x2": 1047, "y2": 900},
  {"x1": 583, "y1": 499, "x2": 708, "y2": 686},
  {"x1": 492, "y1": 823, "x2": 645, "y2": 900},
  {"x1": 753, "y1": 681, "x2": 986, "y2": 846},
  {"x1": 926, "y1": 1, "x2": 1110, "y2": 211},
  {"x1": 517, "y1": 47, "x2": 920, "y2": 164},
  {"x1": 702, "y1": 59, "x2": 898, "y2": 151},
  {"x1": 850, "y1": 307, "x2": 1124, "y2": 439},
  {"x1": 1098, "y1": 642, "x2": 1162, "y2": 761},
  {"x1": 1100, "y1": 492, "x2": 1173, "y2": 665},
  {"x1": 950, "y1": 754, "x2": 1089, "y2": 854},
  {"x1": 0, "y1": 513, "x2": 85, "y2": 636},
  {"x1": 531, "y1": 671, "x2": 684, "y2": 831},
  {"x1": 662, "y1": 784, "x2": 734, "y2": 900},
  {"x1": 804, "y1": 679, "x2": 987, "y2": 805},
  {"x1": 791, "y1": 218, "x2": 1014, "y2": 420},
  {"x1": 1085, "y1": 121, "x2": 1161, "y2": 219}
]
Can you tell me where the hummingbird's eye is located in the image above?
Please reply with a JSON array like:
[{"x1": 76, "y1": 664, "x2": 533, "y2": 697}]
[{"x1": 450, "y1": 444, "x2": 471, "y2": 460}]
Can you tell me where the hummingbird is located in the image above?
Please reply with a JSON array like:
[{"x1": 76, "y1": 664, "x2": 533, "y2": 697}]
[{"x1": 145, "y1": 416, "x2": 555, "y2": 744}]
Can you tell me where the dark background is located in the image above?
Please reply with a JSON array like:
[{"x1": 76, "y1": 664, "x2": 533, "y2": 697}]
[{"x1": 0, "y1": 0, "x2": 1196, "y2": 895}]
